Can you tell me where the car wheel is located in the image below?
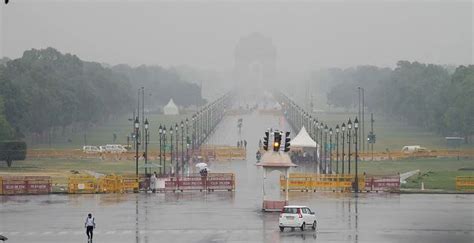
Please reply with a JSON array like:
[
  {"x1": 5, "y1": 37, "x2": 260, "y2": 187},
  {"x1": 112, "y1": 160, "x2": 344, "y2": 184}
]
[
  {"x1": 279, "y1": 226, "x2": 284, "y2": 232},
  {"x1": 300, "y1": 222, "x2": 305, "y2": 231},
  {"x1": 312, "y1": 220, "x2": 317, "y2": 230}
]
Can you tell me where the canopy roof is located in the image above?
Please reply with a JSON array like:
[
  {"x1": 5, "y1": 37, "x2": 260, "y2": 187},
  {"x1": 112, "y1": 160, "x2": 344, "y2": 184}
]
[
  {"x1": 164, "y1": 98, "x2": 179, "y2": 115},
  {"x1": 291, "y1": 126, "x2": 317, "y2": 148}
]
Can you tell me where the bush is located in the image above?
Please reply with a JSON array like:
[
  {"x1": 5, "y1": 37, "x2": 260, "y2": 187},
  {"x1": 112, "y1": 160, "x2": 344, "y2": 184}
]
[{"x1": 0, "y1": 141, "x2": 26, "y2": 167}]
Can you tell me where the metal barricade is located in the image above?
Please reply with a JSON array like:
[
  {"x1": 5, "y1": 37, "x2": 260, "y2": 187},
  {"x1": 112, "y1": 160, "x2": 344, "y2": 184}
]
[
  {"x1": 164, "y1": 173, "x2": 235, "y2": 192},
  {"x1": 1, "y1": 176, "x2": 52, "y2": 195},
  {"x1": 121, "y1": 175, "x2": 139, "y2": 192},
  {"x1": 456, "y1": 176, "x2": 474, "y2": 191},
  {"x1": 68, "y1": 176, "x2": 97, "y2": 194},
  {"x1": 365, "y1": 176, "x2": 400, "y2": 192},
  {"x1": 207, "y1": 173, "x2": 235, "y2": 191},
  {"x1": 280, "y1": 173, "x2": 360, "y2": 192},
  {"x1": 98, "y1": 174, "x2": 122, "y2": 193}
]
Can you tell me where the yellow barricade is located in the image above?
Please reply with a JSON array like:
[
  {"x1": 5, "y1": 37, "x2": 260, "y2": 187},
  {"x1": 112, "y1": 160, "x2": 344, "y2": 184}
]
[
  {"x1": 280, "y1": 173, "x2": 365, "y2": 191},
  {"x1": 121, "y1": 175, "x2": 139, "y2": 192},
  {"x1": 68, "y1": 176, "x2": 97, "y2": 194},
  {"x1": 98, "y1": 174, "x2": 122, "y2": 193},
  {"x1": 456, "y1": 176, "x2": 474, "y2": 191}
]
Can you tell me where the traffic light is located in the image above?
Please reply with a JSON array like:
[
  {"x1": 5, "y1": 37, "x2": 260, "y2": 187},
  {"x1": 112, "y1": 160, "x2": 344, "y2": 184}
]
[
  {"x1": 367, "y1": 132, "x2": 376, "y2": 144},
  {"x1": 273, "y1": 131, "x2": 282, "y2": 152},
  {"x1": 283, "y1": 131, "x2": 291, "y2": 152},
  {"x1": 263, "y1": 131, "x2": 269, "y2": 151}
]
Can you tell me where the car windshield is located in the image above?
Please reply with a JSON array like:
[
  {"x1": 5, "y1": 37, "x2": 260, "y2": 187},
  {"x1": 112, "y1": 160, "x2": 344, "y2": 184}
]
[{"x1": 283, "y1": 208, "x2": 298, "y2": 214}]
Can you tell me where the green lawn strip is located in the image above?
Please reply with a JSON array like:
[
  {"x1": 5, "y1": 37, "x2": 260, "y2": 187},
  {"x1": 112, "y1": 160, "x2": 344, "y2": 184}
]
[
  {"x1": 30, "y1": 113, "x2": 190, "y2": 149},
  {"x1": 352, "y1": 158, "x2": 474, "y2": 190},
  {"x1": 315, "y1": 112, "x2": 473, "y2": 151}
]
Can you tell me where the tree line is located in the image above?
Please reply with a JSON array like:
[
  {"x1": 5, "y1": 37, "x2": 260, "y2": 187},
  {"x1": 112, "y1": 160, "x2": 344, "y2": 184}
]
[
  {"x1": 0, "y1": 47, "x2": 204, "y2": 141},
  {"x1": 325, "y1": 61, "x2": 473, "y2": 143}
]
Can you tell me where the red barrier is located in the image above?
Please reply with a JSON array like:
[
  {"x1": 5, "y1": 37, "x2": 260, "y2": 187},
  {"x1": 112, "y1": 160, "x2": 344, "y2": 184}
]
[
  {"x1": 1, "y1": 176, "x2": 52, "y2": 195},
  {"x1": 365, "y1": 176, "x2": 400, "y2": 191},
  {"x1": 164, "y1": 173, "x2": 235, "y2": 192}
]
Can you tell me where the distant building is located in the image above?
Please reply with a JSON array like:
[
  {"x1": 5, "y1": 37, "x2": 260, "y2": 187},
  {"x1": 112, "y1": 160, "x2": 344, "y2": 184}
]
[{"x1": 163, "y1": 98, "x2": 179, "y2": 115}]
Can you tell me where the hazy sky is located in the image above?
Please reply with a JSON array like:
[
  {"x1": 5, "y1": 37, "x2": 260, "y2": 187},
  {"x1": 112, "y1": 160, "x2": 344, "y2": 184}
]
[{"x1": 1, "y1": 0, "x2": 472, "y2": 72}]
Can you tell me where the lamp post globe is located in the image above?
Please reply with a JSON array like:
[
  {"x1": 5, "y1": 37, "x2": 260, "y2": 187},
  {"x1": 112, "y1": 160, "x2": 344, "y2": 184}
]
[{"x1": 134, "y1": 117, "x2": 139, "y2": 129}]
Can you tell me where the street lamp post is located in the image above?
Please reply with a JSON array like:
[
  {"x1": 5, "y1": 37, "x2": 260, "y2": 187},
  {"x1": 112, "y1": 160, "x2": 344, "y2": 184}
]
[
  {"x1": 313, "y1": 119, "x2": 318, "y2": 173},
  {"x1": 329, "y1": 128, "x2": 333, "y2": 174},
  {"x1": 175, "y1": 123, "x2": 179, "y2": 176},
  {"x1": 347, "y1": 119, "x2": 352, "y2": 174},
  {"x1": 144, "y1": 119, "x2": 149, "y2": 176},
  {"x1": 163, "y1": 127, "x2": 167, "y2": 175},
  {"x1": 336, "y1": 125, "x2": 339, "y2": 174},
  {"x1": 324, "y1": 125, "x2": 328, "y2": 174},
  {"x1": 159, "y1": 125, "x2": 162, "y2": 175},
  {"x1": 134, "y1": 117, "x2": 140, "y2": 178},
  {"x1": 170, "y1": 126, "x2": 173, "y2": 176},
  {"x1": 186, "y1": 143, "x2": 190, "y2": 175},
  {"x1": 181, "y1": 120, "x2": 184, "y2": 176},
  {"x1": 319, "y1": 122, "x2": 323, "y2": 173},
  {"x1": 354, "y1": 117, "x2": 359, "y2": 193},
  {"x1": 185, "y1": 118, "x2": 189, "y2": 173},
  {"x1": 341, "y1": 123, "x2": 346, "y2": 174},
  {"x1": 192, "y1": 115, "x2": 196, "y2": 154}
]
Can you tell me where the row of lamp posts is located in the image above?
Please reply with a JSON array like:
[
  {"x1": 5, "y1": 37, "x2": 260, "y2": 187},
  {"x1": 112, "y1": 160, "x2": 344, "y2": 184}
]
[
  {"x1": 278, "y1": 93, "x2": 361, "y2": 192},
  {"x1": 133, "y1": 92, "x2": 231, "y2": 178}
]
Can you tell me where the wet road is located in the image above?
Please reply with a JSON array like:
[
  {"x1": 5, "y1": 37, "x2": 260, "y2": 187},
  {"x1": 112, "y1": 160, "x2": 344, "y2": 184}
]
[{"x1": 1, "y1": 111, "x2": 473, "y2": 243}]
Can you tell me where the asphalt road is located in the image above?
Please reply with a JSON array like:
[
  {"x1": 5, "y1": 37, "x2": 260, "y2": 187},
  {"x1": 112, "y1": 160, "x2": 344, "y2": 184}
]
[{"x1": 1, "y1": 111, "x2": 473, "y2": 243}]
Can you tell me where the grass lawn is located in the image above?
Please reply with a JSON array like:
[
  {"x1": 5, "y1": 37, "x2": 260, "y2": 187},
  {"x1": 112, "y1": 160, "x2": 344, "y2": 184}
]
[
  {"x1": 30, "y1": 113, "x2": 190, "y2": 149},
  {"x1": 0, "y1": 157, "x2": 182, "y2": 175},
  {"x1": 355, "y1": 158, "x2": 474, "y2": 191},
  {"x1": 313, "y1": 111, "x2": 474, "y2": 151}
]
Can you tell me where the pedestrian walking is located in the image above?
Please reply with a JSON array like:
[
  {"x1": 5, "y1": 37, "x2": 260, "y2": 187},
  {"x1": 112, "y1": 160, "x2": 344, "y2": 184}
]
[
  {"x1": 244, "y1": 140, "x2": 247, "y2": 149},
  {"x1": 150, "y1": 172, "x2": 157, "y2": 193},
  {"x1": 85, "y1": 213, "x2": 96, "y2": 242},
  {"x1": 237, "y1": 141, "x2": 240, "y2": 148}
]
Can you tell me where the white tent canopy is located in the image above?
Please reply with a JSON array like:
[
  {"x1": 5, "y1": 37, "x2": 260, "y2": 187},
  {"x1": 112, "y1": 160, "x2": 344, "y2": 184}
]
[
  {"x1": 291, "y1": 126, "x2": 317, "y2": 148},
  {"x1": 163, "y1": 98, "x2": 179, "y2": 115}
]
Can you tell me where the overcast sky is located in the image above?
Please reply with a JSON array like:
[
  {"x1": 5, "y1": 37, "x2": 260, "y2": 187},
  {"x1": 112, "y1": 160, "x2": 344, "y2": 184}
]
[{"x1": 1, "y1": 0, "x2": 472, "y2": 72}]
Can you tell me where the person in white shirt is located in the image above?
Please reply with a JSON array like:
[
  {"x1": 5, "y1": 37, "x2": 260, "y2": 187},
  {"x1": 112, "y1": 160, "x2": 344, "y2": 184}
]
[
  {"x1": 84, "y1": 213, "x2": 96, "y2": 241},
  {"x1": 150, "y1": 172, "x2": 157, "y2": 193}
]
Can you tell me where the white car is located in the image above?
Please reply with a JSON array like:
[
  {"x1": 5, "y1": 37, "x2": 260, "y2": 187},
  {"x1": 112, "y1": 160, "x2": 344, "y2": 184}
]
[
  {"x1": 279, "y1": 206, "x2": 317, "y2": 232},
  {"x1": 82, "y1": 145, "x2": 100, "y2": 154},
  {"x1": 98, "y1": 146, "x2": 107, "y2": 153},
  {"x1": 105, "y1": 144, "x2": 127, "y2": 153}
]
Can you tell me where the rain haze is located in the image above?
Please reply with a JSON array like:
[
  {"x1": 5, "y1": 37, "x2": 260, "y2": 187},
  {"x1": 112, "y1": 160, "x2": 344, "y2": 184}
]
[
  {"x1": 1, "y1": 0, "x2": 473, "y2": 72},
  {"x1": 0, "y1": 1, "x2": 473, "y2": 243}
]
